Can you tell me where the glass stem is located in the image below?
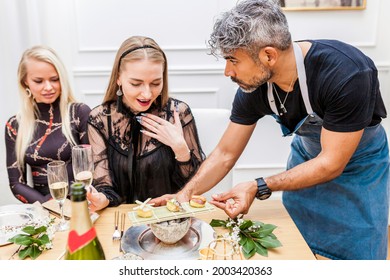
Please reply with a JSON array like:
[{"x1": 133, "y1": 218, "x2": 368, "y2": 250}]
[{"x1": 59, "y1": 201, "x2": 65, "y2": 224}]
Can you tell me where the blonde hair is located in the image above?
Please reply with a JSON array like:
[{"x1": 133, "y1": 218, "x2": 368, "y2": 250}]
[
  {"x1": 16, "y1": 45, "x2": 77, "y2": 169},
  {"x1": 103, "y1": 36, "x2": 169, "y2": 107}
]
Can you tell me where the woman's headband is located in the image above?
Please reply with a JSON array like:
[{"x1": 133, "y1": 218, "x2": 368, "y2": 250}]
[{"x1": 118, "y1": 45, "x2": 158, "y2": 70}]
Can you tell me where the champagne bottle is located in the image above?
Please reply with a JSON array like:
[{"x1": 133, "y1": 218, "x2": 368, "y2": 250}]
[{"x1": 65, "y1": 182, "x2": 105, "y2": 260}]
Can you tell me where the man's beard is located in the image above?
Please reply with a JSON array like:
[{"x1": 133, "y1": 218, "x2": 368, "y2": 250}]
[{"x1": 231, "y1": 63, "x2": 272, "y2": 93}]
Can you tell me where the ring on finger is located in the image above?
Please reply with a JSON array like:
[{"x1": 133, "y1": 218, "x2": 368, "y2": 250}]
[{"x1": 154, "y1": 123, "x2": 159, "y2": 128}]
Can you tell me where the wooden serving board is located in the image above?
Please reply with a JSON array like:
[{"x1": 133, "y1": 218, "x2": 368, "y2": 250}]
[{"x1": 128, "y1": 202, "x2": 215, "y2": 226}]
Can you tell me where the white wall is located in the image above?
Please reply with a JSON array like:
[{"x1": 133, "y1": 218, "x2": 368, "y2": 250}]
[{"x1": 1, "y1": 0, "x2": 389, "y2": 206}]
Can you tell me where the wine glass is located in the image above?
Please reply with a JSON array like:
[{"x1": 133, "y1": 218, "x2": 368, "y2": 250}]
[
  {"x1": 47, "y1": 160, "x2": 69, "y2": 231},
  {"x1": 72, "y1": 144, "x2": 94, "y2": 191}
]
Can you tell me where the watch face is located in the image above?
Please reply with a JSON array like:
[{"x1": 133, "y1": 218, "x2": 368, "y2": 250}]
[{"x1": 258, "y1": 192, "x2": 271, "y2": 200}]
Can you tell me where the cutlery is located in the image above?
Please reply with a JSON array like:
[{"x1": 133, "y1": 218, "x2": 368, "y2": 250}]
[
  {"x1": 112, "y1": 211, "x2": 120, "y2": 241},
  {"x1": 119, "y1": 212, "x2": 126, "y2": 252}
]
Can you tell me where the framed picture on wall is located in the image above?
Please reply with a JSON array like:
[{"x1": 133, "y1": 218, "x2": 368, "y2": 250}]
[{"x1": 279, "y1": 0, "x2": 367, "y2": 11}]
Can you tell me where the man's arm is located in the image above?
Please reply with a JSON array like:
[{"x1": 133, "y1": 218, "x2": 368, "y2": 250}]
[
  {"x1": 178, "y1": 121, "x2": 256, "y2": 198},
  {"x1": 267, "y1": 127, "x2": 363, "y2": 191},
  {"x1": 211, "y1": 127, "x2": 364, "y2": 218}
]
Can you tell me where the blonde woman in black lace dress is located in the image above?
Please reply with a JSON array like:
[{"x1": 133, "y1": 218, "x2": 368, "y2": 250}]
[
  {"x1": 87, "y1": 36, "x2": 205, "y2": 211},
  {"x1": 5, "y1": 46, "x2": 91, "y2": 204}
]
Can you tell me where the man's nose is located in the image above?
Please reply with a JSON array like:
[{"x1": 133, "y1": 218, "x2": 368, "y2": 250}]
[{"x1": 224, "y1": 63, "x2": 235, "y2": 77}]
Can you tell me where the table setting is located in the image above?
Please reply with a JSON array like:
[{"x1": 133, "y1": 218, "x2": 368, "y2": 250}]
[
  {"x1": 0, "y1": 198, "x2": 317, "y2": 260},
  {"x1": 0, "y1": 202, "x2": 51, "y2": 247}
]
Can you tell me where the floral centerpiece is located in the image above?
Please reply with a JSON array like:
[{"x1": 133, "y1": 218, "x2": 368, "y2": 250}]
[
  {"x1": 210, "y1": 216, "x2": 282, "y2": 259},
  {"x1": 8, "y1": 217, "x2": 55, "y2": 260}
]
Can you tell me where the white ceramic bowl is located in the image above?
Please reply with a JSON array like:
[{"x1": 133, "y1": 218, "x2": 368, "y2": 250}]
[{"x1": 150, "y1": 218, "x2": 191, "y2": 244}]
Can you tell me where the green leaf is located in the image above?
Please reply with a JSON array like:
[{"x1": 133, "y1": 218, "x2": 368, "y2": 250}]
[
  {"x1": 19, "y1": 245, "x2": 42, "y2": 260},
  {"x1": 29, "y1": 246, "x2": 42, "y2": 260},
  {"x1": 209, "y1": 219, "x2": 227, "y2": 228},
  {"x1": 30, "y1": 237, "x2": 43, "y2": 246},
  {"x1": 242, "y1": 237, "x2": 255, "y2": 254},
  {"x1": 239, "y1": 220, "x2": 253, "y2": 230},
  {"x1": 39, "y1": 234, "x2": 50, "y2": 245},
  {"x1": 34, "y1": 226, "x2": 47, "y2": 234},
  {"x1": 9, "y1": 235, "x2": 34, "y2": 246},
  {"x1": 258, "y1": 224, "x2": 277, "y2": 237},
  {"x1": 258, "y1": 235, "x2": 283, "y2": 249},
  {"x1": 254, "y1": 242, "x2": 268, "y2": 257},
  {"x1": 248, "y1": 231, "x2": 261, "y2": 238},
  {"x1": 269, "y1": 233, "x2": 277, "y2": 239},
  {"x1": 8, "y1": 234, "x2": 27, "y2": 243},
  {"x1": 239, "y1": 234, "x2": 248, "y2": 247},
  {"x1": 22, "y1": 226, "x2": 37, "y2": 235},
  {"x1": 242, "y1": 248, "x2": 256, "y2": 259},
  {"x1": 18, "y1": 247, "x2": 33, "y2": 260}
]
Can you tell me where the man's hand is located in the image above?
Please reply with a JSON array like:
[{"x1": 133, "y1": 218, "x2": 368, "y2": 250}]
[
  {"x1": 209, "y1": 181, "x2": 257, "y2": 219},
  {"x1": 149, "y1": 187, "x2": 194, "y2": 206},
  {"x1": 149, "y1": 194, "x2": 175, "y2": 206}
]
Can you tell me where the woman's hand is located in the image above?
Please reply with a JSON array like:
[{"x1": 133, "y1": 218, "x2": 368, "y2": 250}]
[
  {"x1": 86, "y1": 185, "x2": 109, "y2": 212},
  {"x1": 138, "y1": 110, "x2": 190, "y2": 161}
]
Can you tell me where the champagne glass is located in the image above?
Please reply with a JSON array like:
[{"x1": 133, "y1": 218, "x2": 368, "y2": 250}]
[
  {"x1": 72, "y1": 144, "x2": 94, "y2": 191},
  {"x1": 47, "y1": 160, "x2": 69, "y2": 231}
]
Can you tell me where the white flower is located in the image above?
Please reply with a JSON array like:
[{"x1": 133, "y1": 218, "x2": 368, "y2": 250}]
[{"x1": 44, "y1": 241, "x2": 53, "y2": 250}]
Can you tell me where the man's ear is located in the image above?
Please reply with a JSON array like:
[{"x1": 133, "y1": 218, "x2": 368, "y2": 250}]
[{"x1": 259, "y1": 46, "x2": 278, "y2": 66}]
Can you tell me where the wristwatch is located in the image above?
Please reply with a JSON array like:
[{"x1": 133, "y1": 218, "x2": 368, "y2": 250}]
[{"x1": 255, "y1": 177, "x2": 272, "y2": 200}]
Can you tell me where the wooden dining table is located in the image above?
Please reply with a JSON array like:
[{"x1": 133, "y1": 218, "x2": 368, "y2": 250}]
[{"x1": 0, "y1": 199, "x2": 316, "y2": 260}]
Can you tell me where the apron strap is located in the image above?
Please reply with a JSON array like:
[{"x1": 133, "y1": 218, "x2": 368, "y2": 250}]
[
  {"x1": 293, "y1": 43, "x2": 314, "y2": 115},
  {"x1": 267, "y1": 82, "x2": 279, "y2": 114},
  {"x1": 267, "y1": 42, "x2": 314, "y2": 115}
]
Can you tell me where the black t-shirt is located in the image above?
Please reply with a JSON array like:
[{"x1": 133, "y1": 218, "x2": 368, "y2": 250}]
[{"x1": 231, "y1": 40, "x2": 387, "y2": 132}]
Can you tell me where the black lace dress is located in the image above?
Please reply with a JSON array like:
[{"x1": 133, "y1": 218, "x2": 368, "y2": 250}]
[
  {"x1": 5, "y1": 98, "x2": 91, "y2": 203},
  {"x1": 87, "y1": 98, "x2": 205, "y2": 206}
]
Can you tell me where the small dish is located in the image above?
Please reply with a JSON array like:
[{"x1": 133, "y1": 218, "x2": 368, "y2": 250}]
[{"x1": 150, "y1": 217, "x2": 191, "y2": 244}]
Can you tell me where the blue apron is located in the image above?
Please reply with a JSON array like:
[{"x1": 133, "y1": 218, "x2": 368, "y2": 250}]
[{"x1": 267, "y1": 43, "x2": 389, "y2": 260}]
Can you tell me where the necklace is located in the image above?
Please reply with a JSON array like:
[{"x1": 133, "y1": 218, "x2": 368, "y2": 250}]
[{"x1": 272, "y1": 75, "x2": 296, "y2": 116}]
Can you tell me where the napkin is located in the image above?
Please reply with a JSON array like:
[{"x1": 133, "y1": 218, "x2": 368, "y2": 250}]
[
  {"x1": 42, "y1": 199, "x2": 71, "y2": 219},
  {"x1": 41, "y1": 199, "x2": 100, "y2": 223}
]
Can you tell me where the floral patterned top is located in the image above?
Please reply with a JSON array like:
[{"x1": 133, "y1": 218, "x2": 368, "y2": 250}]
[{"x1": 87, "y1": 97, "x2": 205, "y2": 206}]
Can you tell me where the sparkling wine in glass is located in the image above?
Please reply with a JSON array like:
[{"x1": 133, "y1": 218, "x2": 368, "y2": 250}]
[
  {"x1": 47, "y1": 160, "x2": 69, "y2": 231},
  {"x1": 72, "y1": 144, "x2": 94, "y2": 190}
]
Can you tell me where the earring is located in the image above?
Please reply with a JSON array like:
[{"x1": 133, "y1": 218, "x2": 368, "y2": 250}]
[
  {"x1": 116, "y1": 87, "x2": 123, "y2": 113},
  {"x1": 116, "y1": 87, "x2": 123, "y2": 96},
  {"x1": 26, "y1": 88, "x2": 32, "y2": 98}
]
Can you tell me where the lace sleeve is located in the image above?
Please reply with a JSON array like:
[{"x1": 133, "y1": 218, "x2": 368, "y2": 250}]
[
  {"x1": 88, "y1": 109, "x2": 121, "y2": 206},
  {"x1": 173, "y1": 101, "x2": 205, "y2": 181}
]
